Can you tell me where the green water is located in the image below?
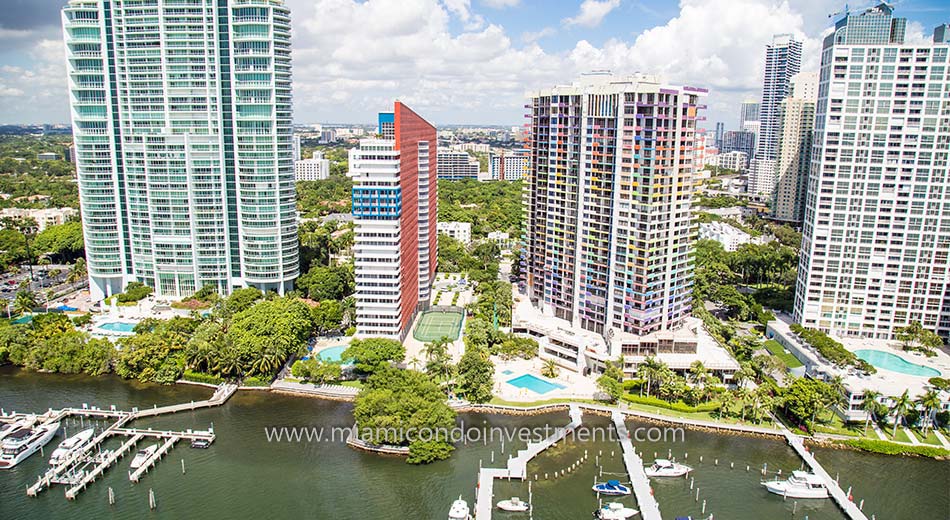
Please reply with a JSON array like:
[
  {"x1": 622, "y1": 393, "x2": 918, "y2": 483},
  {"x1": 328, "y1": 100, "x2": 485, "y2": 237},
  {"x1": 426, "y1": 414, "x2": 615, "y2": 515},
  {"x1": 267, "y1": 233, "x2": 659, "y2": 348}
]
[{"x1": 1, "y1": 367, "x2": 947, "y2": 519}]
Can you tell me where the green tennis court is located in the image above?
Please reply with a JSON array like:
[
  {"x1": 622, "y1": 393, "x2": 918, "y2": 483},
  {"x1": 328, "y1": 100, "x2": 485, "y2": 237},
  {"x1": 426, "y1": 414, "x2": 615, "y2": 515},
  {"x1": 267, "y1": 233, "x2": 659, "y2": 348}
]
[{"x1": 413, "y1": 310, "x2": 463, "y2": 342}]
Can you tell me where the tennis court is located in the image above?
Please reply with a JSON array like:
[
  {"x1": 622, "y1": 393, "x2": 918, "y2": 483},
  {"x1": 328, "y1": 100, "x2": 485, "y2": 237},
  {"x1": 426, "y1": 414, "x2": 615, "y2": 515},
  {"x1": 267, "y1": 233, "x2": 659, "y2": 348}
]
[{"x1": 413, "y1": 310, "x2": 464, "y2": 342}]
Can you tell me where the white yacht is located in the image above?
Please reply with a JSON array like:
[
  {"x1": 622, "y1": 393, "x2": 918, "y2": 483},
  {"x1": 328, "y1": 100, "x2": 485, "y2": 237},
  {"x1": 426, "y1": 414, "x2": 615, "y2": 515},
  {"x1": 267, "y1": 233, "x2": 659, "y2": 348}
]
[
  {"x1": 448, "y1": 496, "x2": 472, "y2": 520},
  {"x1": 0, "y1": 421, "x2": 60, "y2": 469},
  {"x1": 762, "y1": 470, "x2": 829, "y2": 499},
  {"x1": 496, "y1": 496, "x2": 529, "y2": 512},
  {"x1": 0, "y1": 415, "x2": 37, "y2": 442},
  {"x1": 644, "y1": 459, "x2": 692, "y2": 478},
  {"x1": 130, "y1": 444, "x2": 159, "y2": 470},
  {"x1": 594, "y1": 502, "x2": 639, "y2": 519},
  {"x1": 49, "y1": 428, "x2": 95, "y2": 466}
]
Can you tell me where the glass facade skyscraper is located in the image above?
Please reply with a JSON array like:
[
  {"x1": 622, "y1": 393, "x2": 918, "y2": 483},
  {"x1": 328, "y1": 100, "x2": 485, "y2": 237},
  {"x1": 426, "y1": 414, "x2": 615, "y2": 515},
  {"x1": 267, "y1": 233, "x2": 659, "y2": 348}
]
[{"x1": 62, "y1": 0, "x2": 298, "y2": 301}]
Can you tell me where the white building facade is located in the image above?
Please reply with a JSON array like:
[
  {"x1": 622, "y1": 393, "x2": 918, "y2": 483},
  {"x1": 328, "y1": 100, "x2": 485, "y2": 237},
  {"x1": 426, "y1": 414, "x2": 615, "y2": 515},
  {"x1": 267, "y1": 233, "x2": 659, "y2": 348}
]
[
  {"x1": 436, "y1": 149, "x2": 479, "y2": 180},
  {"x1": 294, "y1": 151, "x2": 330, "y2": 181},
  {"x1": 794, "y1": 4, "x2": 950, "y2": 340},
  {"x1": 62, "y1": 0, "x2": 298, "y2": 301},
  {"x1": 437, "y1": 221, "x2": 471, "y2": 245},
  {"x1": 771, "y1": 72, "x2": 819, "y2": 223},
  {"x1": 488, "y1": 149, "x2": 529, "y2": 181}
]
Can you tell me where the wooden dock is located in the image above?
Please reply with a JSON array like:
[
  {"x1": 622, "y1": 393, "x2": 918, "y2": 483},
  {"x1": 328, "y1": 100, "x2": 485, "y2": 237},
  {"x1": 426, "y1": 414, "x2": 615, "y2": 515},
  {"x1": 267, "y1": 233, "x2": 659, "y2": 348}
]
[
  {"x1": 23, "y1": 383, "x2": 233, "y2": 500},
  {"x1": 780, "y1": 427, "x2": 869, "y2": 520},
  {"x1": 612, "y1": 412, "x2": 663, "y2": 520},
  {"x1": 473, "y1": 405, "x2": 583, "y2": 520},
  {"x1": 129, "y1": 436, "x2": 179, "y2": 483}
]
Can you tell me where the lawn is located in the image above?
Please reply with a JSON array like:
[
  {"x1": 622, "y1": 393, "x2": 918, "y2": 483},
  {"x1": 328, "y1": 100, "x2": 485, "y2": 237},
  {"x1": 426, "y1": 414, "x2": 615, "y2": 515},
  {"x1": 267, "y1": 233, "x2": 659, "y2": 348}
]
[
  {"x1": 912, "y1": 429, "x2": 944, "y2": 446},
  {"x1": 764, "y1": 340, "x2": 804, "y2": 369},
  {"x1": 882, "y1": 427, "x2": 912, "y2": 444}
]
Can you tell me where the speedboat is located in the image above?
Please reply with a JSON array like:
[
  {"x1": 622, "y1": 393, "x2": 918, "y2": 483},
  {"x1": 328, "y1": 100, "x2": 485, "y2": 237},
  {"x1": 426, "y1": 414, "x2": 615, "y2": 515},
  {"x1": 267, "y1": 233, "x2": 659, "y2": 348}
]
[
  {"x1": 448, "y1": 496, "x2": 471, "y2": 520},
  {"x1": 130, "y1": 444, "x2": 158, "y2": 469},
  {"x1": 49, "y1": 427, "x2": 95, "y2": 466},
  {"x1": 592, "y1": 480, "x2": 632, "y2": 496},
  {"x1": 191, "y1": 438, "x2": 212, "y2": 449},
  {"x1": 762, "y1": 470, "x2": 829, "y2": 499},
  {"x1": 497, "y1": 496, "x2": 529, "y2": 512},
  {"x1": 644, "y1": 458, "x2": 692, "y2": 478},
  {"x1": 594, "y1": 502, "x2": 639, "y2": 519},
  {"x1": 0, "y1": 421, "x2": 60, "y2": 469}
]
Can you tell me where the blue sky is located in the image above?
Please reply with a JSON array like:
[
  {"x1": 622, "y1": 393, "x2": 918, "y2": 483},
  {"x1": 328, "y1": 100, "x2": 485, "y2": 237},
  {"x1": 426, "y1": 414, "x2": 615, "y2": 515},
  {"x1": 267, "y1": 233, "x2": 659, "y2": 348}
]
[{"x1": 0, "y1": 0, "x2": 947, "y2": 128}]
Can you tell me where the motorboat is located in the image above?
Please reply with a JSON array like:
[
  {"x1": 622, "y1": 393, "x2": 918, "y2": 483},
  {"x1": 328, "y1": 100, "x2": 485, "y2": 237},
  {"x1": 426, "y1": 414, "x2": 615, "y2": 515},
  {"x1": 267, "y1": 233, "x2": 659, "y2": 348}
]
[
  {"x1": 448, "y1": 496, "x2": 471, "y2": 520},
  {"x1": 592, "y1": 480, "x2": 632, "y2": 496},
  {"x1": 0, "y1": 416, "x2": 37, "y2": 442},
  {"x1": 762, "y1": 470, "x2": 829, "y2": 499},
  {"x1": 496, "y1": 496, "x2": 529, "y2": 512},
  {"x1": 644, "y1": 459, "x2": 692, "y2": 478},
  {"x1": 593, "y1": 502, "x2": 639, "y2": 519},
  {"x1": 0, "y1": 421, "x2": 60, "y2": 469},
  {"x1": 190, "y1": 438, "x2": 212, "y2": 449},
  {"x1": 130, "y1": 444, "x2": 158, "y2": 469},
  {"x1": 49, "y1": 427, "x2": 95, "y2": 466}
]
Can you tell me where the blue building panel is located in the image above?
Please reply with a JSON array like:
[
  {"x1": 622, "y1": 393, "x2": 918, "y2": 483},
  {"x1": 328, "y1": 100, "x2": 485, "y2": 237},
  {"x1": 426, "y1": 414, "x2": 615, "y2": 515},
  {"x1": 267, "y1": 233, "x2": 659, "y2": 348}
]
[{"x1": 352, "y1": 186, "x2": 401, "y2": 218}]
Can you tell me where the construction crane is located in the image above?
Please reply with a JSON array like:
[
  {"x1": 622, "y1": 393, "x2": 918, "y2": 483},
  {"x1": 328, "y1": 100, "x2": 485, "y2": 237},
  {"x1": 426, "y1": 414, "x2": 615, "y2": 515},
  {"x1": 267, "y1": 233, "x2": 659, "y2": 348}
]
[{"x1": 828, "y1": 3, "x2": 850, "y2": 18}]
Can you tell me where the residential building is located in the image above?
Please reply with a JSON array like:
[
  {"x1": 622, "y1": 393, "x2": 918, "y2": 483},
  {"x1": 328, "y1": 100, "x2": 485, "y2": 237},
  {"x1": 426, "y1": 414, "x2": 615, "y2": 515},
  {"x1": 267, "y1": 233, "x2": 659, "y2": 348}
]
[
  {"x1": 452, "y1": 143, "x2": 490, "y2": 153},
  {"x1": 714, "y1": 121, "x2": 725, "y2": 150},
  {"x1": 771, "y1": 71, "x2": 819, "y2": 223},
  {"x1": 750, "y1": 34, "x2": 802, "y2": 196},
  {"x1": 436, "y1": 149, "x2": 479, "y2": 180},
  {"x1": 709, "y1": 151, "x2": 748, "y2": 172},
  {"x1": 62, "y1": 0, "x2": 298, "y2": 301},
  {"x1": 523, "y1": 73, "x2": 706, "y2": 374},
  {"x1": 794, "y1": 4, "x2": 950, "y2": 340},
  {"x1": 437, "y1": 221, "x2": 471, "y2": 245},
  {"x1": 66, "y1": 144, "x2": 77, "y2": 163},
  {"x1": 0, "y1": 207, "x2": 79, "y2": 231},
  {"x1": 721, "y1": 130, "x2": 756, "y2": 158},
  {"x1": 37, "y1": 152, "x2": 59, "y2": 161},
  {"x1": 351, "y1": 104, "x2": 437, "y2": 340},
  {"x1": 292, "y1": 134, "x2": 301, "y2": 161},
  {"x1": 294, "y1": 151, "x2": 330, "y2": 181},
  {"x1": 486, "y1": 231, "x2": 514, "y2": 250},
  {"x1": 489, "y1": 148, "x2": 529, "y2": 181},
  {"x1": 739, "y1": 100, "x2": 759, "y2": 128},
  {"x1": 698, "y1": 221, "x2": 766, "y2": 252}
]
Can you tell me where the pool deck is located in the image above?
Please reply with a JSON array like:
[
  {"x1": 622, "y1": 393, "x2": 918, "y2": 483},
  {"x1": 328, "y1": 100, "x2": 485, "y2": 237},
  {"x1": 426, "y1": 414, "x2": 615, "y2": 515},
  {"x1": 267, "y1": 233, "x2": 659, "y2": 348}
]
[
  {"x1": 490, "y1": 358, "x2": 598, "y2": 402},
  {"x1": 836, "y1": 338, "x2": 950, "y2": 399}
]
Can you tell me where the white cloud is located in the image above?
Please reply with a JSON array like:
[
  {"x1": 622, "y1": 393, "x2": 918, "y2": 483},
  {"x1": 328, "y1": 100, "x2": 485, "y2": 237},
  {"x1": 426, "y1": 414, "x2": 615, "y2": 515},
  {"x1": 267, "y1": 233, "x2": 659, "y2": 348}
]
[
  {"x1": 443, "y1": 0, "x2": 485, "y2": 30},
  {"x1": 521, "y1": 27, "x2": 555, "y2": 43},
  {"x1": 481, "y1": 0, "x2": 521, "y2": 8},
  {"x1": 0, "y1": 38, "x2": 68, "y2": 122},
  {"x1": 562, "y1": 0, "x2": 621, "y2": 28}
]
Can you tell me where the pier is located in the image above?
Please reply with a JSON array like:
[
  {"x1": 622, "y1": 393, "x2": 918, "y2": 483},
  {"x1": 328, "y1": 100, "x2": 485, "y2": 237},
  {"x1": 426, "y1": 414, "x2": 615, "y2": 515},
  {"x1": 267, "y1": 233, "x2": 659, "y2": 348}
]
[
  {"x1": 611, "y1": 412, "x2": 663, "y2": 520},
  {"x1": 473, "y1": 405, "x2": 583, "y2": 520},
  {"x1": 780, "y1": 427, "x2": 869, "y2": 520},
  {"x1": 19, "y1": 383, "x2": 234, "y2": 500}
]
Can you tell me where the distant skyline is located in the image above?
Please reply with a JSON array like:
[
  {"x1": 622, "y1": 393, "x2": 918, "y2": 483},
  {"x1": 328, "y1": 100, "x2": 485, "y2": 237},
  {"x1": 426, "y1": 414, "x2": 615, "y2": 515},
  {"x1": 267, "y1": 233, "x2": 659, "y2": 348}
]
[{"x1": 0, "y1": 0, "x2": 947, "y2": 128}]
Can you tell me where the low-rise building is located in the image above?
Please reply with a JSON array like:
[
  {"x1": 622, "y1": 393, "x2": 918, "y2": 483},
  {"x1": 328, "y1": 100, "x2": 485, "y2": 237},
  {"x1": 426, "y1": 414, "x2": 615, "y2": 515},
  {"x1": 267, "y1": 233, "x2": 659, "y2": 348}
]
[
  {"x1": 0, "y1": 207, "x2": 78, "y2": 231},
  {"x1": 486, "y1": 231, "x2": 514, "y2": 250},
  {"x1": 698, "y1": 221, "x2": 766, "y2": 251},
  {"x1": 436, "y1": 150, "x2": 479, "y2": 180},
  {"x1": 37, "y1": 152, "x2": 60, "y2": 161},
  {"x1": 437, "y1": 221, "x2": 472, "y2": 245},
  {"x1": 294, "y1": 151, "x2": 330, "y2": 181},
  {"x1": 488, "y1": 149, "x2": 529, "y2": 181},
  {"x1": 708, "y1": 151, "x2": 748, "y2": 172}
]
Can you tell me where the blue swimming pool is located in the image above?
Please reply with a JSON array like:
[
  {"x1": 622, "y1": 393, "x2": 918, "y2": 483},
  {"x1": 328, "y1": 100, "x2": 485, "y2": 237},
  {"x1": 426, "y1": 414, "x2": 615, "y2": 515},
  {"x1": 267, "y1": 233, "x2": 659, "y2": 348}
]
[
  {"x1": 855, "y1": 349, "x2": 941, "y2": 377},
  {"x1": 506, "y1": 374, "x2": 565, "y2": 394},
  {"x1": 316, "y1": 345, "x2": 349, "y2": 363},
  {"x1": 98, "y1": 322, "x2": 136, "y2": 333}
]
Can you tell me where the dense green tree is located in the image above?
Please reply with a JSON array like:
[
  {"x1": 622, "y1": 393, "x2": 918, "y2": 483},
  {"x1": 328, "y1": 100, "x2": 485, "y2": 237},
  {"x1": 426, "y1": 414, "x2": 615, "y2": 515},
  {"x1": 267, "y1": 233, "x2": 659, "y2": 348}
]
[
  {"x1": 291, "y1": 357, "x2": 342, "y2": 384},
  {"x1": 311, "y1": 299, "x2": 344, "y2": 333},
  {"x1": 13, "y1": 289, "x2": 36, "y2": 315},
  {"x1": 455, "y1": 346, "x2": 494, "y2": 403},
  {"x1": 297, "y1": 264, "x2": 354, "y2": 301},
  {"x1": 227, "y1": 297, "x2": 314, "y2": 377},
  {"x1": 342, "y1": 337, "x2": 405, "y2": 375},
  {"x1": 32, "y1": 221, "x2": 83, "y2": 262},
  {"x1": 437, "y1": 179, "x2": 522, "y2": 237},
  {"x1": 220, "y1": 287, "x2": 262, "y2": 318},
  {"x1": 894, "y1": 321, "x2": 944, "y2": 356},
  {"x1": 781, "y1": 378, "x2": 837, "y2": 428}
]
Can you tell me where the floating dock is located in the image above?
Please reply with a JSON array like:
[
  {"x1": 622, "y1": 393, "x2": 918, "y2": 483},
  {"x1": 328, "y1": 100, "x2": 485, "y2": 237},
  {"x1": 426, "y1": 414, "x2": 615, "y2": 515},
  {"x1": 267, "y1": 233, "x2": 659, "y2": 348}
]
[
  {"x1": 473, "y1": 405, "x2": 583, "y2": 520},
  {"x1": 612, "y1": 411, "x2": 663, "y2": 520},
  {"x1": 20, "y1": 383, "x2": 235, "y2": 500}
]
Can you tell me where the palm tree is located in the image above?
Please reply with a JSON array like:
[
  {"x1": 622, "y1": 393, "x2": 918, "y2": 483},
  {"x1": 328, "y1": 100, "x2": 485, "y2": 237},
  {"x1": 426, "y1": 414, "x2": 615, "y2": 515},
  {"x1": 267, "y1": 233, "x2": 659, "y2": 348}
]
[
  {"x1": 637, "y1": 356, "x2": 666, "y2": 398},
  {"x1": 13, "y1": 290, "x2": 37, "y2": 316},
  {"x1": 890, "y1": 390, "x2": 913, "y2": 439},
  {"x1": 66, "y1": 258, "x2": 87, "y2": 284},
  {"x1": 916, "y1": 390, "x2": 942, "y2": 436},
  {"x1": 541, "y1": 359, "x2": 559, "y2": 379},
  {"x1": 861, "y1": 390, "x2": 882, "y2": 435},
  {"x1": 689, "y1": 360, "x2": 709, "y2": 387},
  {"x1": 733, "y1": 362, "x2": 756, "y2": 389}
]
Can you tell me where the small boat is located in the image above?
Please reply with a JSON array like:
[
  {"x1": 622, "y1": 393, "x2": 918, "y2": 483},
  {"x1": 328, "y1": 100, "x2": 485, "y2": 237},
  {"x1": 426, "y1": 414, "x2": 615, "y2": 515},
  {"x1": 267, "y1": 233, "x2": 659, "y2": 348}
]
[
  {"x1": 448, "y1": 495, "x2": 472, "y2": 520},
  {"x1": 593, "y1": 502, "x2": 639, "y2": 519},
  {"x1": 49, "y1": 427, "x2": 95, "y2": 466},
  {"x1": 497, "y1": 496, "x2": 529, "y2": 512},
  {"x1": 644, "y1": 458, "x2": 692, "y2": 478},
  {"x1": 592, "y1": 480, "x2": 632, "y2": 496},
  {"x1": 0, "y1": 421, "x2": 60, "y2": 469},
  {"x1": 130, "y1": 444, "x2": 158, "y2": 469},
  {"x1": 190, "y1": 438, "x2": 212, "y2": 449},
  {"x1": 762, "y1": 470, "x2": 829, "y2": 499}
]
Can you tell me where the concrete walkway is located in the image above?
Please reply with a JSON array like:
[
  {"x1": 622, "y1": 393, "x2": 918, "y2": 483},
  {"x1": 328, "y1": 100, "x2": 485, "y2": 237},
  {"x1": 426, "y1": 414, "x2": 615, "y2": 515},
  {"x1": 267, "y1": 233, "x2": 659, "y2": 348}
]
[
  {"x1": 902, "y1": 426, "x2": 920, "y2": 445},
  {"x1": 932, "y1": 429, "x2": 950, "y2": 449},
  {"x1": 871, "y1": 422, "x2": 887, "y2": 440}
]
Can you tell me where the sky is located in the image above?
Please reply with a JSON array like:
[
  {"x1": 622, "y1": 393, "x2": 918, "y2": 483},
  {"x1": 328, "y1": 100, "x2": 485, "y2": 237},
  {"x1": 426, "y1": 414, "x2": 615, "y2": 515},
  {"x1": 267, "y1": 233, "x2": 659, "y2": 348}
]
[{"x1": 0, "y1": 0, "x2": 947, "y2": 129}]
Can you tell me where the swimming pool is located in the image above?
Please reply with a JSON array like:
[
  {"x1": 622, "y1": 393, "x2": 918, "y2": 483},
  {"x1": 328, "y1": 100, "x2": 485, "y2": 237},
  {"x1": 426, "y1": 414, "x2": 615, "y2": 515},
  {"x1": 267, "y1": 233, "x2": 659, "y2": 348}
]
[
  {"x1": 506, "y1": 374, "x2": 565, "y2": 394},
  {"x1": 315, "y1": 345, "x2": 349, "y2": 363},
  {"x1": 98, "y1": 322, "x2": 136, "y2": 333},
  {"x1": 855, "y1": 349, "x2": 941, "y2": 377}
]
